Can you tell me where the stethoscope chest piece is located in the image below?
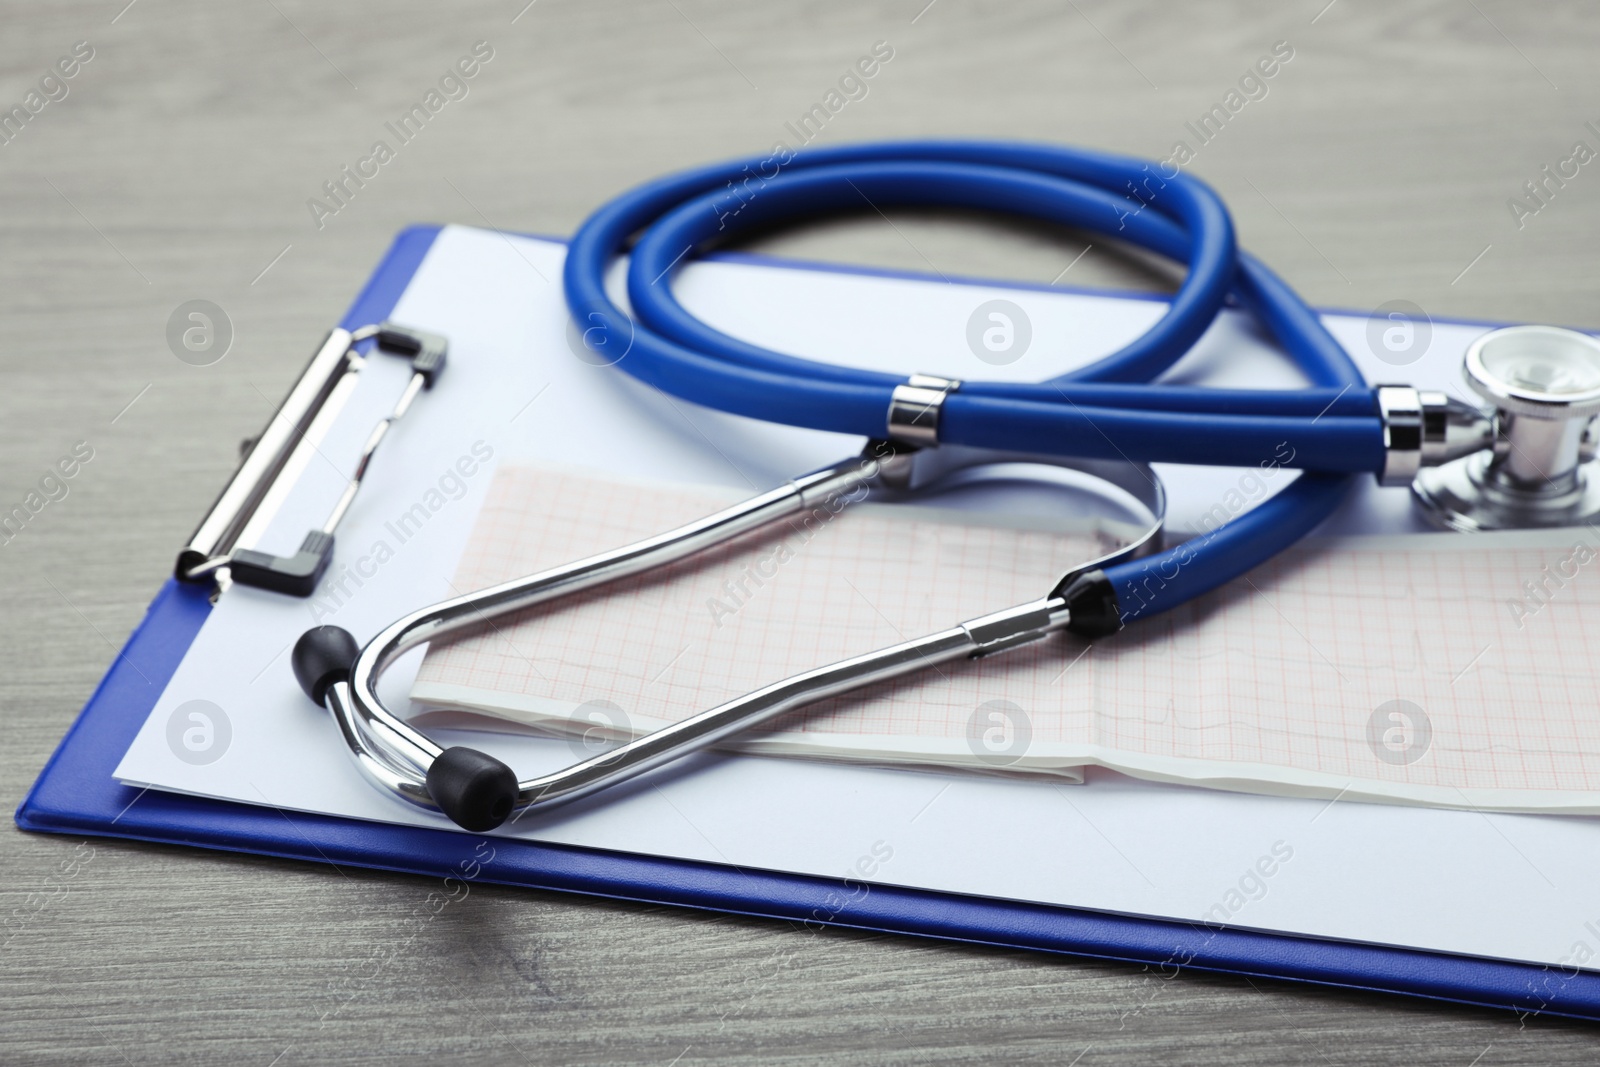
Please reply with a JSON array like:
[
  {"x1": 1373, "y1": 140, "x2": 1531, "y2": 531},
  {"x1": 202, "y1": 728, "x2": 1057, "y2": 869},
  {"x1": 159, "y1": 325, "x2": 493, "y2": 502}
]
[{"x1": 1413, "y1": 325, "x2": 1600, "y2": 531}]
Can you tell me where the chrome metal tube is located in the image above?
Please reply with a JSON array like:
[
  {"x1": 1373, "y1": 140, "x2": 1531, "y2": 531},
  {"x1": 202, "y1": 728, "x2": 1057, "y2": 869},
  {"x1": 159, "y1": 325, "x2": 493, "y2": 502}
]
[
  {"x1": 355, "y1": 457, "x2": 881, "y2": 682},
  {"x1": 330, "y1": 445, "x2": 1164, "y2": 828},
  {"x1": 325, "y1": 680, "x2": 436, "y2": 809},
  {"x1": 342, "y1": 454, "x2": 885, "y2": 803},
  {"x1": 510, "y1": 595, "x2": 1069, "y2": 813}
]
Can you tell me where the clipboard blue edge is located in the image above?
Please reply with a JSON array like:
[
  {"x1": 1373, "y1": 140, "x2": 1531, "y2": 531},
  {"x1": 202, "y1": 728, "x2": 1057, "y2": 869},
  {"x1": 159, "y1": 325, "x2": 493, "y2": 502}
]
[{"x1": 17, "y1": 222, "x2": 1599, "y2": 1025}]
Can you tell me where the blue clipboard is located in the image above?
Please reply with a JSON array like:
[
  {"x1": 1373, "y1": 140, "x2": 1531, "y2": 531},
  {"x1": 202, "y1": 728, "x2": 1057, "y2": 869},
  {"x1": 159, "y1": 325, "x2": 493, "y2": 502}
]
[{"x1": 17, "y1": 224, "x2": 1600, "y2": 1023}]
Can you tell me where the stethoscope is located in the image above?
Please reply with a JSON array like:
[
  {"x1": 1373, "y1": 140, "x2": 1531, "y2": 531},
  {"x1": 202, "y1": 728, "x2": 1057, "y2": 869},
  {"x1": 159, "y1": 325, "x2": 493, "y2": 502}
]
[{"x1": 289, "y1": 140, "x2": 1600, "y2": 831}]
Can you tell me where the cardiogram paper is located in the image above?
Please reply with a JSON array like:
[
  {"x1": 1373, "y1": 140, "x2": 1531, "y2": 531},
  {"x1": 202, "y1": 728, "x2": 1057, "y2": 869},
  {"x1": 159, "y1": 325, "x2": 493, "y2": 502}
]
[{"x1": 413, "y1": 461, "x2": 1600, "y2": 813}]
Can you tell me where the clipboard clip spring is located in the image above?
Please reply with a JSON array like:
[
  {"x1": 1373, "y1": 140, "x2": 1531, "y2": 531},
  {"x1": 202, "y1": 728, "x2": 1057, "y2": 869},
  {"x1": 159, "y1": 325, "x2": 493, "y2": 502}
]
[{"x1": 176, "y1": 322, "x2": 448, "y2": 597}]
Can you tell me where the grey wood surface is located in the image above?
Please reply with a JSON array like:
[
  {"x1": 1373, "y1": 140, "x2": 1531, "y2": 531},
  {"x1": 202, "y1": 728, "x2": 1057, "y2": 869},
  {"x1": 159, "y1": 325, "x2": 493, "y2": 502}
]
[{"x1": 4, "y1": 0, "x2": 1600, "y2": 1062}]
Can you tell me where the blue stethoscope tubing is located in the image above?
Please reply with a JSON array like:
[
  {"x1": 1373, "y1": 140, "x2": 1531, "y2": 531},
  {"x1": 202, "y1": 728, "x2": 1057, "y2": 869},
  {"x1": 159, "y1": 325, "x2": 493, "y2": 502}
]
[{"x1": 563, "y1": 140, "x2": 1371, "y2": 625}]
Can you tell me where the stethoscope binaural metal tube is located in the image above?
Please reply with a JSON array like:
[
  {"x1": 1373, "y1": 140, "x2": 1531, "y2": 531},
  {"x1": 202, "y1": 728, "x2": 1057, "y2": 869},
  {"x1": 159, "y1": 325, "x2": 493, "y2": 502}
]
[{"x1": 292, "y1": 441, "x2": 1166, "y2": 831}]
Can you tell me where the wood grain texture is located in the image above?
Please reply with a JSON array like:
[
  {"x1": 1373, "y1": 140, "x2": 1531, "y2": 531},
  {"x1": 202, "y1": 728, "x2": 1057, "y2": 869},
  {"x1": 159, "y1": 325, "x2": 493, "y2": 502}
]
[{"x1": 3, "y1": 0, "x2": 1600, "y2": 1061}]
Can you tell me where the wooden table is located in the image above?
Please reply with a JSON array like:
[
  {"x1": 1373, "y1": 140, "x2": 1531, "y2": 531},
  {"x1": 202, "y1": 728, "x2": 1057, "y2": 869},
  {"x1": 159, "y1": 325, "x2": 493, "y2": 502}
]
[{"x1": 4, "y1": 1, "x2": 1599, "y2": 1061}]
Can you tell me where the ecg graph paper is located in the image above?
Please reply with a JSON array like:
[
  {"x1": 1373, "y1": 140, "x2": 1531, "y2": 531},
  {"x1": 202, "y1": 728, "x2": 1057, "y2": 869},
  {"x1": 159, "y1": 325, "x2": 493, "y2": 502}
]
[{"x1": 413, "y1": 464, "x2": 1600, "y2": 812}]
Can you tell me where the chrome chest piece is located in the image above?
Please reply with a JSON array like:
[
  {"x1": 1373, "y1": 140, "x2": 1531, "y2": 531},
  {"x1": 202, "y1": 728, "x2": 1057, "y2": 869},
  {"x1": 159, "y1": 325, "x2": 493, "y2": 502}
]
[{"x1": 1413, "y1": 325, "x2": 1600, "y2": 531}]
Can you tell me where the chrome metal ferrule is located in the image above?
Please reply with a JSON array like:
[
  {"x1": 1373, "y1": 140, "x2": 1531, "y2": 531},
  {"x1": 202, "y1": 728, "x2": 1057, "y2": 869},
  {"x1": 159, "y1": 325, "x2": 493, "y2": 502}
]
[
  {"x1": 886, "y1": 374, "x2": 961, "y2": 447},
  {"x1": 1377, "y1": 386, "x2": 1495, "y2": 487},
  {"x1": 1377, "y1": 385, "x2": 1424, "y2": 487}
]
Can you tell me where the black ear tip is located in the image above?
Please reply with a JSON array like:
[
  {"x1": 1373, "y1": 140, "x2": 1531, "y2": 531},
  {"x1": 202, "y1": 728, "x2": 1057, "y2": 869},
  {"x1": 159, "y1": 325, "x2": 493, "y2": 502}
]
[
  {"x1": 426, "y1": 747, "x2": 518, "y2": 832},
  {"x1": 292, "y1": 626, "x2": 361, "y2": 706}
]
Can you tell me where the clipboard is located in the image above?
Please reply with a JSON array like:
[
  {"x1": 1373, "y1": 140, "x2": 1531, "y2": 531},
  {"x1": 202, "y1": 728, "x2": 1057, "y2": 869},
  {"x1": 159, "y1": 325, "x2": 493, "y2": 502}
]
[{"x1": 18, "y1": 223, "x2": 1600, "y2": 1022}]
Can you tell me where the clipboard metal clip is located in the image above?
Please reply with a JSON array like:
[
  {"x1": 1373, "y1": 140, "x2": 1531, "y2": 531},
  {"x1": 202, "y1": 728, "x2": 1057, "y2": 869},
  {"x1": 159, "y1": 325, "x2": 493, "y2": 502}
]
[{"x1": 176, "y1": 322, "x2": 448, "y2": 597}]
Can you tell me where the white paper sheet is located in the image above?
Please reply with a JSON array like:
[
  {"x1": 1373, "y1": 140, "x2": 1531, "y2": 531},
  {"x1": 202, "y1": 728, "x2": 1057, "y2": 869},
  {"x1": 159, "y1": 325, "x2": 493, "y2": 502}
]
[{"x1": 114, "y1": 225, "x2": 1600, "y2": 976}]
